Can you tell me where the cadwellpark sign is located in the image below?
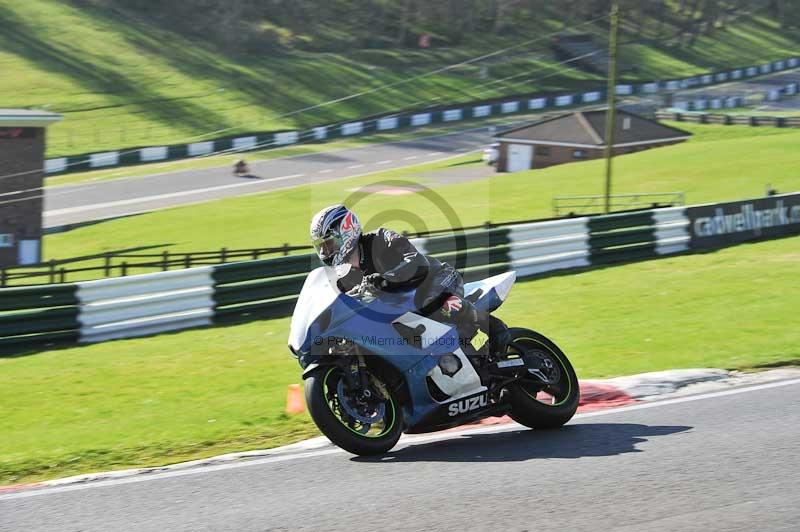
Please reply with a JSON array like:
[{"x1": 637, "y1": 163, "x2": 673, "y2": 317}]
[{"x1": 688, "y1": 193, "x2": 800, "y2": 249}]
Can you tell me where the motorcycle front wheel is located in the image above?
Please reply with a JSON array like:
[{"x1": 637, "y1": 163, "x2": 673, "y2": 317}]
[
  {"x1": 305, "y1": 365, "x2": 403, "y2": 455},
  {"x1": 505, "y1": 328, "x2": 580, "y2": 429}
]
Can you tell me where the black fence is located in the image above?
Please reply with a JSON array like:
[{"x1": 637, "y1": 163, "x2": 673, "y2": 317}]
[{"x1": 0, "y1": 244, "x2": 313, "y2": 287}]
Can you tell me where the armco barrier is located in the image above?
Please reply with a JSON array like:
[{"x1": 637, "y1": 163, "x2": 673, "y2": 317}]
[
  {"x1": 656, "y1": 112, "x2": 800, "y2": 129},
  {"x1": 587, "y1": 210, "x2": 658, "y2": 264},
  {"x1": 0, "y1": 284, "x2": 80, "y2": 347},
  {"x1": 507, "y1": 217, "x2": 590, "y2": 277},
  {"x1": 1, "y1": 195, "x2": 796, "y2": 350},
  {"x1": 76, "y1": 268, "x2": 214, "y2": 343},
  {"x1": 44, "y1": 56, "x2": 800, "y2": 176},
  {"x1": 212, "y1": 254, "x2": 318, "y2": 320}
]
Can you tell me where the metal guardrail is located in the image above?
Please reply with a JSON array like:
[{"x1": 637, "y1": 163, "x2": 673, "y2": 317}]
[
  {"x1": 552, "y1": 192, "x2": 685, "y2": 216},
  {"x1": 4, "y1": 193, "x2": 799, "y2": 351},
  {"x1": 656, "y1": 111, "x2": 800, "y2": 128}
]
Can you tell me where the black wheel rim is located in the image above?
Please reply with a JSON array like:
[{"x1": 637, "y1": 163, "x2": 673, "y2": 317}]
[
  {"x1": 323, "y1": 367, "x2": 397, "y2": 438},
  {"x1": 508, "y1": 337, "x2": 574, "y2": 407}
]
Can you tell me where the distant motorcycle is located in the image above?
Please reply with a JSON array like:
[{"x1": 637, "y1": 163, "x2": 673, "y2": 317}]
[
  {"x1": 288, "y1": 267, "x2": 580, "y2": 455},
  {"x1": 233, "y1": 159, "x2": 250, "y2": 176}
]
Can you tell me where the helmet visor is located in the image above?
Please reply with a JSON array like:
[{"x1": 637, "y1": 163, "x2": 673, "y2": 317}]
[{"x1": 312, "y1": 234, "x2": 343, "y2": 264}]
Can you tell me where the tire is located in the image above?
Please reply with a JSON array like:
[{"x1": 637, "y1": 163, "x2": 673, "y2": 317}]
[
  {"x1": 305, "y1": 366, "x2": 403, "y2": 455},
  {"x1": 505, "y1": 328, "x2": 580, "y2": 429}
]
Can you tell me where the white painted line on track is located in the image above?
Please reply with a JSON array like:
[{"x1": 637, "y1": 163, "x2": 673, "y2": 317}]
[
  {"x1": 318, "y1": 169, "x2": 333, "y2": 173},
  {"x1": 4, "y1": 377, "x2": 799, "y2": 501},
  {"x1": 347, "y1": 164, "x2": 364, "y2": 169},
  {"x1": 44, "y1": 174, "x2": 306, "y2": 217},
  {"x1": 375, "y1": 160, "x2": 392, "y2": 165},
  {"x1": 402, "y1": 155, "x2": 418, "y2": 160},
  {"x1": 427, "y1": 152, "x2": 443, "y2": 156}
]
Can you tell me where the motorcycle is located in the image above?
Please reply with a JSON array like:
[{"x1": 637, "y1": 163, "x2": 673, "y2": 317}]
[
  {"x1": 233, "y1": 160, "x2": 250, "y2": 176},
  {"x1": 288, "y1": 266, "x2": 580, "y2": 455}
]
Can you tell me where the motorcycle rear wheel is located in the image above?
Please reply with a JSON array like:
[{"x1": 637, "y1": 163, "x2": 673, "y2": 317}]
[
  {"x1": 505, "y1": 328, "x2": 580, "y2": 429},
  {"x1": 305, "y1": 366, "x2": 403, "y2": 455}
]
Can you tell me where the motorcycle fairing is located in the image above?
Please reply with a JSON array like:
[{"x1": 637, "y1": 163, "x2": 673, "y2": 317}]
[{"x1": 288, "y1": 267, "x2": 518, "y2": 429}]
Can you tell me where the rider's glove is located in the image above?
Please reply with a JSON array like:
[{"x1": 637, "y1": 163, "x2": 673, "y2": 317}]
[{"x1": 363, "y1": 273, "x2": 388, "y2": 290}]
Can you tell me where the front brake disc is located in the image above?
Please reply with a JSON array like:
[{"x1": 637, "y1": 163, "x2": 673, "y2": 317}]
[{"x1": 337, "y1": 380, "x2": 386, "y2": 424}]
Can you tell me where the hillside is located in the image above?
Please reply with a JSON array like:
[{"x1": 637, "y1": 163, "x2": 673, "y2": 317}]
[{"x1": 1, "y1": 0, "x2": 798, "y2": 157}]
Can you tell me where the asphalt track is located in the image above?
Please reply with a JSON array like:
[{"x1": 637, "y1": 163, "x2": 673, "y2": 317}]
[
  {"x1": 43, "y1": 126, "x2": 499, "y2": 229},
  {"x1": 3, "y1": 379, "x2": 798, "y2": 531}
]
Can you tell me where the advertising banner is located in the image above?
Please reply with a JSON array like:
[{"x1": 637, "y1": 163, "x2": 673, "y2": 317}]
[{"x1": 687, "y1": 193, "x2": 800, "y2": 249}]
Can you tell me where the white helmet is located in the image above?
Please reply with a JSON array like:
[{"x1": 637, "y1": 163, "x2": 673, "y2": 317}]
[{"x1": 310, "y1": 204, "x2": 361, "y2": 267}]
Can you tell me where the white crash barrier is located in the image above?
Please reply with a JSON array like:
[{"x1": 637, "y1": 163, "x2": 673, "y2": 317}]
[
  {"x1": 582, "y1": 91, "x2": 601, "y2": 102},
  {"x1": 140, "y1": 146, "x2": 168, "y2": 162},
  {"x1": 45, "y1": 157, "x2": 68, "y2": 174},
  {"x1": 377, "y1": 117, "x2": 399, "y2": 130},
  {"x1": 472, "y1": 105, "x2": 491, "y2": 118},
  {"x1": 411, "y1": 113, "x2": 431, "y2": 126},
  {"x1": 442, "y1": 109, "x2": 463, "y2": 122},
  {"x1": 233, "y1": 136, "x2": 256, "y2": 151},
  {"x1": 313, "y1": 126, "x2": 327, "y2": 140},
  {"x1": 274, "y1": 131, "x2": 299, "y2": 145},
  {"x1": 188, "y1": 141, "x2": 214, "y2": 156},
  {"x1": 341, "y1": 122, "x2": 363, "y2": 135},
  {"x1": 90, "y1": 152, "x2": 119, "y2": 168},
  {"x1": 77, "y1": 268, "x2": 214, "y2": 343},
  {"x1": 653, "y1": 207, "x2": 690, "y2": 254},
  {"x1": 507, "y1": 217, "x2": 590, "y2": 277},
  {"x1": 528, "y1": 97, "x2": 546, "y2": 109},
  {"x1": 501, "y1": 101, "x2": 519, "y2": 113},
  {"x1": 555, "y1": 95, "x2": 574, "y2": 106}
]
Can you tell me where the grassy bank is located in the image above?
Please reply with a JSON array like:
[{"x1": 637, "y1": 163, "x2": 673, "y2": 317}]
[
  {"x1": 1, "y1": 0, "x2": 797, "y2": 157},
  {"x1": 2, "y1": 235, "x2": 798, "y2": 484},
  {"x1": 43, "y1": 123, "x2": 800, "y2": 261}
]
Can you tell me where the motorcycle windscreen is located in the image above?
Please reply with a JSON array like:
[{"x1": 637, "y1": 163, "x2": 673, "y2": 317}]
[
  {"x1": 464, "y1": 271, "x2": 516, "y2": 313},
  {"x1": 288, "y1": 266, "x2": 341, "y2": 353}
]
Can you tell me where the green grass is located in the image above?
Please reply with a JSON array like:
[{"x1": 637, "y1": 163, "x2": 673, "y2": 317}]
[
  {"x1": 42, "y1": 123, "x2": 800, "y2": 263},
  {"x1": 2, "y1": 235, "x2": 798, "y2": 484},
  {"x1": 1, "y1": 0, "x2": 797, "y2": 157}
]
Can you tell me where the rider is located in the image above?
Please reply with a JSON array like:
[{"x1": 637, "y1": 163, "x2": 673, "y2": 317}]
[{"x1": 310, "y1": 204, "x2": 510, "y2": 357}]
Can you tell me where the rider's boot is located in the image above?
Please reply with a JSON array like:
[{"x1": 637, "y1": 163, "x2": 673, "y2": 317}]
[{"x1": 475, "y1": 308, "x2": 511, "y2": 358}]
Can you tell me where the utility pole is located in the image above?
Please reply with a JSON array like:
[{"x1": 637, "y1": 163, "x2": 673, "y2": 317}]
[{"x1": 603, "y1": 1, "x2": 620, "y2": 214}]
